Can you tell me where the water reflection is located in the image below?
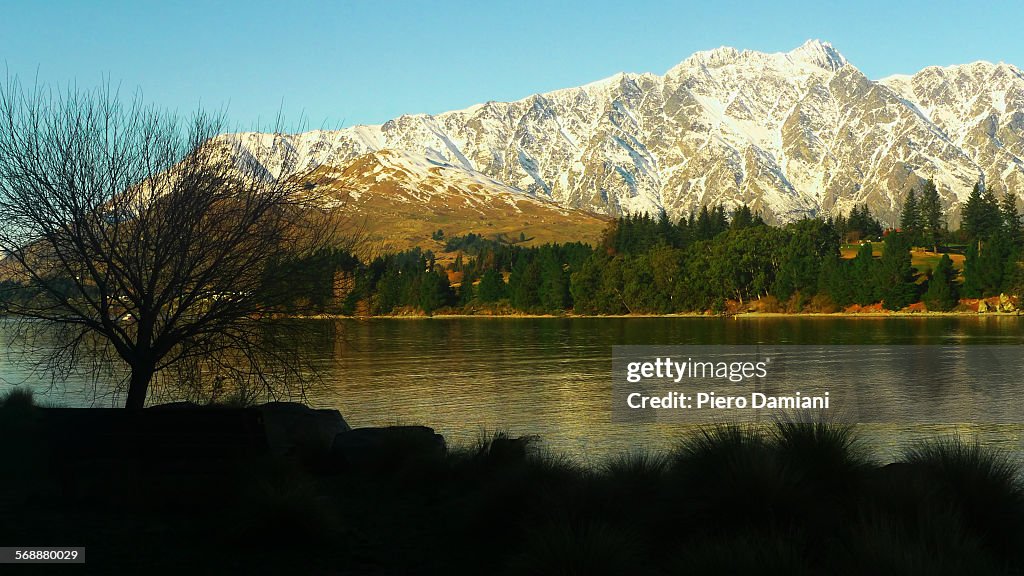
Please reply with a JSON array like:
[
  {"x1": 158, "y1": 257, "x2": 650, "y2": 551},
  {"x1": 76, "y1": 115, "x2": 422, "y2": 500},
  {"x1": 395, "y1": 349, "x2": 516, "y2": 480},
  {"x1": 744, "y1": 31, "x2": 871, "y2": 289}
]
[{"x1": 4, "y1": 316, "x2": 1024, "y2": 462}]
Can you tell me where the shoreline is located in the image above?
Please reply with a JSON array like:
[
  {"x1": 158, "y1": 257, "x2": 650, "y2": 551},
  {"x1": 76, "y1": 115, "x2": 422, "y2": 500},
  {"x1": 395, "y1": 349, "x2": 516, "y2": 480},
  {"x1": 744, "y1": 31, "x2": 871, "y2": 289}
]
[{"x1": 289, "y1": 310, "x2": 1023, "y2": 320}]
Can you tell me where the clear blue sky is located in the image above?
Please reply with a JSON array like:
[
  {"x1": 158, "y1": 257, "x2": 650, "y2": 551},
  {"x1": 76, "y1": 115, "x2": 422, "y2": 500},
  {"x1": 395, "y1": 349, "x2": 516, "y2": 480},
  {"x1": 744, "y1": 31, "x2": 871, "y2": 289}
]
[{"x1": 2, "y1": 0, "x2": 1018, "y2": 131}]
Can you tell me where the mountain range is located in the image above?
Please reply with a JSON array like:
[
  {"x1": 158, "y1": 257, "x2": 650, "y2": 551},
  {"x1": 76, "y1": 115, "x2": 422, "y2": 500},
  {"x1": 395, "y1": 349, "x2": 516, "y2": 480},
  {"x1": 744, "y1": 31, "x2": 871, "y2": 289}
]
[{"x1": 222, "y1": 40, "x2": 1024, "y2": 245}]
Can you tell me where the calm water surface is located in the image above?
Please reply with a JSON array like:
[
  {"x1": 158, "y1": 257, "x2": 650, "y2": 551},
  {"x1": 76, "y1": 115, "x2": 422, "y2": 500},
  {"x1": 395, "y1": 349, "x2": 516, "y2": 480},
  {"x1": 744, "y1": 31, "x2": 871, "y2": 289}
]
[{"x1": 4, "y1": 316, "x2": 1024, "y2": 463}]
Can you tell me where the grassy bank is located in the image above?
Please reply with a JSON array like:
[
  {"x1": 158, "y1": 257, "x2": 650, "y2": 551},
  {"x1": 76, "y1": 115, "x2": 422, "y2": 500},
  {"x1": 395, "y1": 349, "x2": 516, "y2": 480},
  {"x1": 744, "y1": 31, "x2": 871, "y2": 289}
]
[{"x1": 2, "y1": 391, "x2": 1023, "y2": 574}]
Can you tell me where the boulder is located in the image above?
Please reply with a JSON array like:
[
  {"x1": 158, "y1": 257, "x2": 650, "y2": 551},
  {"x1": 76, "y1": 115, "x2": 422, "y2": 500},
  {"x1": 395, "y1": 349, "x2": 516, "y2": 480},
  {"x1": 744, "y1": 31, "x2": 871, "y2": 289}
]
[
  {"x1": 978, "y1": 299, "x2": 990, "y2": 313},
  {"x1": 998, "y1": 293, "x2": 1016, "y2": 313},
  {"x1": 256, "y1": 402, "x2": 351, "y2": 457},
  {"x1": 485, "y1": 434, "x2": 539, "y2": 464},
  {"x1": 330, "y1": 426, "x2": 446, "y2": 469}
]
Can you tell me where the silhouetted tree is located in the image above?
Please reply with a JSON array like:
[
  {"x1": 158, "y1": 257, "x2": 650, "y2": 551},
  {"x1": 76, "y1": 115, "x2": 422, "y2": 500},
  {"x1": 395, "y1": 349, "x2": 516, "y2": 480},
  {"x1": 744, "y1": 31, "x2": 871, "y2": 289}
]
[{"x1": 0, "y1": 80, "x2": 339, "y2": 408}]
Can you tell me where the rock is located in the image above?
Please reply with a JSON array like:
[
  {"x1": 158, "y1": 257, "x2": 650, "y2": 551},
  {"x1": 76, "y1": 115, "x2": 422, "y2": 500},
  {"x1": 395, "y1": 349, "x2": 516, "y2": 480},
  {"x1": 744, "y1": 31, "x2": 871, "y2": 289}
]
[
  {"x1": 486, "y1": 435, "x2": 539, "y2": 464},
  {"x1": 978, "y1": 299, "x2": 990, "y2": 313},
  {"x1": 256, "y1": 402, "x2": 351, "y2": 458},
  {"x1": 330, "y1": 426, "x2": 446, "y2": 469},
  {"x1": 998, "y1": 293, "x2": 1016, "y2": 313}
]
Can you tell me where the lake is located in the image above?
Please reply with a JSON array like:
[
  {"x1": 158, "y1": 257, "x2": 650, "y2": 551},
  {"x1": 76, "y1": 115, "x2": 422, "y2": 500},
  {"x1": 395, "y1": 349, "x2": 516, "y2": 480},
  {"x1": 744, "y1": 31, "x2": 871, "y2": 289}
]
[{"x1": 4, "y1": 316, "x2": 1024, "y2": 464}]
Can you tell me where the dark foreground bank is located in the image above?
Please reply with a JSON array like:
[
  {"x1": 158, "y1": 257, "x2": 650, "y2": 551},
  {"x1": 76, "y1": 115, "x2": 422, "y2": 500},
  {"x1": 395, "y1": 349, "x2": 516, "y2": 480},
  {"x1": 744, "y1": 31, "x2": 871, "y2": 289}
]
[{"x1": 2, "y1": 390, "x2": 1023, "y2": 575}]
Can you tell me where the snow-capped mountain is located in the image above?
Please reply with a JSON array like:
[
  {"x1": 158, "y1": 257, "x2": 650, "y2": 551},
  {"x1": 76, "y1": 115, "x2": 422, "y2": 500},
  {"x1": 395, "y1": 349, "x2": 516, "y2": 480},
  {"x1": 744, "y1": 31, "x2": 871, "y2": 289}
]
[{"x1": 224, "y1": 40, "x2": 1024, "y2": 227}]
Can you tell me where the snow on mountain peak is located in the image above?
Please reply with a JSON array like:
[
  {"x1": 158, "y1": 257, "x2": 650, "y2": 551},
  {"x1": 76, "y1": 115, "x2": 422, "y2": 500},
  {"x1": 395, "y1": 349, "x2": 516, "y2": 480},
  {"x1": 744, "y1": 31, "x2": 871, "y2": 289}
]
[
  {"x1": 226, "y1": 41, "x2": 1023, "y2": 229},
  {"x1": 675, "y1": 40, "x2": 848, "y2": 76},
  {"x1": 787, "y1": 39, "x2": 848, "y2": 71},
  {"x1": 680, "y1": 45, "x2": 742, "y2": 69}
]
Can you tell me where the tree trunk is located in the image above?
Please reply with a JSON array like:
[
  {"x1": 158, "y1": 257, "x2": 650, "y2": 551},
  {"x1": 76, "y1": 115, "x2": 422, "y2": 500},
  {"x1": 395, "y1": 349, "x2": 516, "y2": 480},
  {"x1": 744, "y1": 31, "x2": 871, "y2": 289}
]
[{"x1": 124, "y1": 364, "x2": 154, "y2": 409}]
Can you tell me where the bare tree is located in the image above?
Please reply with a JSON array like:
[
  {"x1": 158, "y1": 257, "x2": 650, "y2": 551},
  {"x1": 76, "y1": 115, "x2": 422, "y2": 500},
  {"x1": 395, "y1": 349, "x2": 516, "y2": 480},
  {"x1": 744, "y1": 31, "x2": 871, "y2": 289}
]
[{"x1": 0, "y1": 79, "x2": 341, "y2": 408}]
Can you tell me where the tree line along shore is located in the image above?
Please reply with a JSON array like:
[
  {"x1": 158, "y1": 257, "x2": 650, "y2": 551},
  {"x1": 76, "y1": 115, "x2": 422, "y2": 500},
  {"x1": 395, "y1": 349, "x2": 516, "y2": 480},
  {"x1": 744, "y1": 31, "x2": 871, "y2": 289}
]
[{"x1": 250, "y1": 180, "x2": 1023, "y2": 318}]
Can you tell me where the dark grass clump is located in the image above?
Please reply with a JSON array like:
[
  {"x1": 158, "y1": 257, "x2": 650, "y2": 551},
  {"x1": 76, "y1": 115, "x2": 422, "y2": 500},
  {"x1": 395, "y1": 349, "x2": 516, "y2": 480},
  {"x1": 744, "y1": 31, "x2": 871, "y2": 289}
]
[
  {"x1": 435, "y1": 432, "x2": 594, "y2": 575},
  {"x1": 770, "y1": 416, "x2": 873, "y2": 480},
  {"x1": 769, "y1": 417, "x2": 874, "y2": 534},
  {"x1": 667, "y1": 424, "x2": 792, "y2": 534},
  {"x1": 0, "y1": 386, "x2": 35, "y2": 411},
  {"x1": 602, "y1": 449, "x2": 669, "y2": 480},
  {"x1": 896, "y1": 436, "x2": 1024, "y2": 562},
  {"x1": 0, "y1": 387, "x2": 49, "y2": 506}
]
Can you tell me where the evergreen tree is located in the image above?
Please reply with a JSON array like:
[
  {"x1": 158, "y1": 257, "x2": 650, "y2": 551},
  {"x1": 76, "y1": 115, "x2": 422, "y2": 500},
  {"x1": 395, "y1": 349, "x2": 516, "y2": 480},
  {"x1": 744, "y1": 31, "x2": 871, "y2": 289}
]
[
  {"x1": 656, "y1": 210, "x2": 675, "y2": 243},
  {"x1": 1001, "y1": 191, "x2": 1022, "y2": 247},
  {"x1": 847, "y1": 204, "x2": 884, "y2": 241},
  {"x1": 696, "y1": 205, "x2": 715, "y2": 240},
  {"x1": 538, "y1": 248, "x2": 570, "y2": 311},
  {"x1": 876, "y1": 232, "x2": 918, "y2": 310},
  {"x1": 457, "y1": 279, "x2": 474, "y2": 306},
  {"x1": 851, "y1": 243, "x2": 879, "y2": 305},
  {"x1": 569, "y1": 256, "x2": 604, "y2": 314},
  {"x1": 476, "y1": 268, "x2": 505, "y2": 303},
  {"x1": 960, "y1": 182, "x2": 987, "y2": 243},
  {"x1": 963, "y1": 233, "x2": 1010, "y2": 297},
  {"x1": 981, "y1": 189, "x2": 1003, "y2": 234},
  {"x1": 773, "y1": 219, "x2": 838, "y2": 301},
  {"x1": 900, "y1": 190, "x2": 921, "y2": 245},
  {"x1": 818, "y1": 255, "x2": 853, "y2": 307},
  {"x1": 731, "y1": 204, "x2": 754, "y2": 230},
  {"x1": 962, "y1": 242, "x2": 982, "y2": 298},
  {"x1": 923, "y1": 254, "x2": 958, "y2": 311},
  {"x1": 674, "y1": 214, "x2": 694, "y2": 246},
  {"x1": 1004, "y1": 257, "x2": 1024, "y2": 298},
  {"x1": 712, "y1": 205, "x2": 729, "y2": 236},
  {"x1": 919, "y1": 179, "x2": 944, "y2": 252},
  {"x1": 509, "y1": 256, "x2": 541, "y2": 310},
  {"x1": 960, "y1": 182, "x2": 1001, "y2": 254},
  {"x1": 417, "y1": 269, "x2": 451, "y2": 315},
  {"x1": 622, "y1": 254, "x2": 658, "y2": 312}
]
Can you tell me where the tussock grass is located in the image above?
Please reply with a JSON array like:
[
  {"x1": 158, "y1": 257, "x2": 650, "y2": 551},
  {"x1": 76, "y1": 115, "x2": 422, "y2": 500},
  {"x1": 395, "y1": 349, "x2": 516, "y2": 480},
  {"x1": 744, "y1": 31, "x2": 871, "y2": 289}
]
[
  {"x1": 601, "y1": 449, "x2": 668, "y2": 482},
  {"x1": 0, "y1": 386, "x2": 34, "y2": 410},
  {"x1": 898, "y1": 436, "x2": 1024, "y2": 559}
]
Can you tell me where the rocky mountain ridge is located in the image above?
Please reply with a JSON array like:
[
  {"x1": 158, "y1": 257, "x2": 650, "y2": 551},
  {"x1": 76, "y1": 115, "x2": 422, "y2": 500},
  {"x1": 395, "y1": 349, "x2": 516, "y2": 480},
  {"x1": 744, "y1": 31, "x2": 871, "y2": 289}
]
[{"x1": 224, "y1": 40, "x2": 1024, "y2": 227}]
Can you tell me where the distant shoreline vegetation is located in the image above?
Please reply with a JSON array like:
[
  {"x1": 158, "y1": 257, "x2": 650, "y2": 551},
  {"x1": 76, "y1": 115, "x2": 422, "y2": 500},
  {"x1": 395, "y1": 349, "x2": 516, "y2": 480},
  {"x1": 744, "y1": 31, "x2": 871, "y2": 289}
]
[
  {"x1": 5, "y1": 183, "x2": 1020, "y2": 318},
  {"x1": 241, "y1": 182, "x2": 1022, "y2": 318}
]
